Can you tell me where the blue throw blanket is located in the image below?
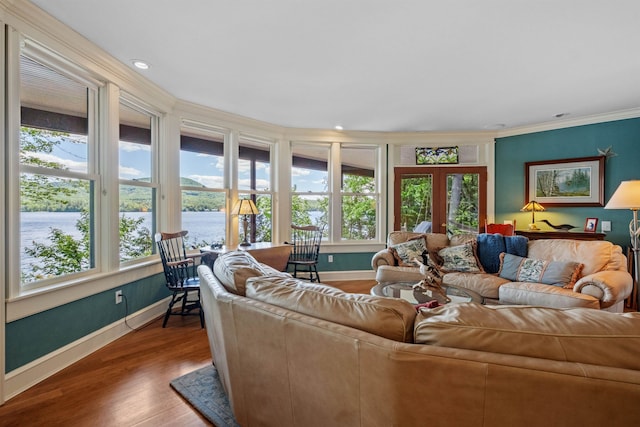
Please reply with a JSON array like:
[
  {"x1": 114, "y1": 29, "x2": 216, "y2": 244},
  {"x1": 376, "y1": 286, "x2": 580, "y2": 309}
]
[{"x1": 476, "y1": 233, "x2": 528, "y2": 274}]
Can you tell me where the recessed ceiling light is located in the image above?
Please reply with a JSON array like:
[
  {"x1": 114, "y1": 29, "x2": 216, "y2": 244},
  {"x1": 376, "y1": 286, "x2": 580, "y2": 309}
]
[
  {"x1": 334, "y1": 125, "x2": 344, "y2": 130},
  {"x1": 132, "y1": 60, "x2": 150, "y2": 70}
]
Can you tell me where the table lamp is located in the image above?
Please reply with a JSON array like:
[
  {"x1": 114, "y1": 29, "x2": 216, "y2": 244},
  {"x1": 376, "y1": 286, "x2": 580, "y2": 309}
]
[
  {"x1": 520, "y1": 200, "x2": 545, "y2": 230},
  {"x1": 604, "y1": 180, "x2": 640, "y2": 306},
  {"x1": 231, "y1": 199, "x2": 259, "y2": 246}
]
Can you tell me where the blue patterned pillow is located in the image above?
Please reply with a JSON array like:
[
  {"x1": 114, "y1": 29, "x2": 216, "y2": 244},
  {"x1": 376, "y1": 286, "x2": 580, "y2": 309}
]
[{"x1": 498, "y1": 253, "x2": 583, "y2": 288}]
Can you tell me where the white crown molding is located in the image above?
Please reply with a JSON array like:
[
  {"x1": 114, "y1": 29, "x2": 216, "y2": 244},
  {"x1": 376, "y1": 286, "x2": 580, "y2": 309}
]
[
  {"x1": 174, "y1": 99, "x2": 283, "y2": 139},
  {"x1": 496, "y1": 108, "x2": 640, "y2": 138}
]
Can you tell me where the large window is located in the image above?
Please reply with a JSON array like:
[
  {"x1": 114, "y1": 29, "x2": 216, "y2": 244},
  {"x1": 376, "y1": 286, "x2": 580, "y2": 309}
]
[
  {"x1": 18, "y1": 54, "x2": 98, "y2": 287},
  {"x1": 340, "y1": 145, "x2": 377, "y2": 241},
  {"x1": 291, "y1": 143, "x2": 330, "y2": 233},
  {"x1": 179, "y1": 124, "x2": 227, "y2": 247},
  {"x1": 118, "y1": 99, "x2": 157, "y2": 263},
  {"x1": 238, "y1": 136, "x2": 274, "y2": 243},
  {"x1": 291, "y1": 142, "x2": 381, "y2": 243}
]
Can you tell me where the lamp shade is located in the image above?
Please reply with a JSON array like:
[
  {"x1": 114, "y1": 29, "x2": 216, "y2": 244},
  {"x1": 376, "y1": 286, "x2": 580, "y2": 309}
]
[
  {"x1": 604, "y1": 180, "x2": 640, "y2": 210},
  {"x1": 520, "y1": 200, "x2": 545, "y2": 212},
  {"x1": 231, "y1": 199, "x2": 259, "y2": 215}
]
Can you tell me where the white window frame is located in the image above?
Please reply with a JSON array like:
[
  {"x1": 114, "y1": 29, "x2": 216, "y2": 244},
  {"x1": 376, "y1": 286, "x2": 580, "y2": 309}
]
[
  {"x1": 117, "y1": 94, "x2": 161, "y2": 266},
  {"x1": 179, "y1": 119, "x2": 230, "y2": 246},
  {"x1": 7, "y1": 33, "x2": 103, "y2": 297},
  {"x1": 291, "y1": 141, "x2": 384, "y2": 245}
]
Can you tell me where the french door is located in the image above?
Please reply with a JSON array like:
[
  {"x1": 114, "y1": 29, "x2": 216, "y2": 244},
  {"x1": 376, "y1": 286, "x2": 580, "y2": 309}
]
[{"x1": 394, "y1": 167, "x2": 487, "y2": 235}]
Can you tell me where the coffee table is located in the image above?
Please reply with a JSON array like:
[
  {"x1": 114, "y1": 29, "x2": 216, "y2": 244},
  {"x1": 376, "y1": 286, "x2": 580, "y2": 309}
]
[{"x1": 371, "y1": 281, "x2": 484, "y2": 305}]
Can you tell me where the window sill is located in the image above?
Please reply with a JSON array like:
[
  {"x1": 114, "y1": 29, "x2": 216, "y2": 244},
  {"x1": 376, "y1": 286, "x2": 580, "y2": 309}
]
[{"x1": 6, "y1": 258, "x2": 163, "y2": 322}]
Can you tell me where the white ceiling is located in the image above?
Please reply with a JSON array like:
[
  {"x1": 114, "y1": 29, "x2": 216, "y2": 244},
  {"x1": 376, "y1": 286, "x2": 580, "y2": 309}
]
[{"x1": 29, "y1": 0, "x2": 640, "y2": 132}]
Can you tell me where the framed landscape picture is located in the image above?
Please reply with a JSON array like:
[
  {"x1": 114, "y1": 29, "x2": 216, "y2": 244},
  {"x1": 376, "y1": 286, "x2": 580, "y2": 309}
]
[
  {"x1": 416, "y1": 146, "x2": 459, "y2": 164},
  {"x1": 525, "y1": 156, "x2": 604, "y2": 207}
]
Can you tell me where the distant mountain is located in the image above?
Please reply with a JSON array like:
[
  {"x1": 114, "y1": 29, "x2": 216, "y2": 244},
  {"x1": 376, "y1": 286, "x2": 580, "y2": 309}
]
[{"x1": 180, "y1": 177, "x2": 206, "y2": 187}]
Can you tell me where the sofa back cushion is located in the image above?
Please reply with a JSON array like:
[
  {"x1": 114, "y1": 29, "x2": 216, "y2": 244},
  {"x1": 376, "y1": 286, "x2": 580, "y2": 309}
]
[
  {"x1": 414, "y1": 303, "x2": 640, "y2": 369},
  {"x1": 213, "y1": 250, "x2": 276, "y2": 296},
  {"x1": 527, "y1": 239, "x2": 626, "y2": 275},
  {"x1": 246, "y1": 275, "x2": 417, "y2": 342}
]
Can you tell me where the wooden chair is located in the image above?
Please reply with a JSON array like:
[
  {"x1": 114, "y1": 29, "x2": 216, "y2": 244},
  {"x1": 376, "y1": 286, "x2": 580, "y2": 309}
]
[
  {"x1": 484, "y1": 220, "x2": 515, "y2": 236},
  {"x1": 286, "y1": 224, "x2": 324, "y2": 282},
  {"x1": 155, "y1": 230, "x2": 204, "y2": 328}
]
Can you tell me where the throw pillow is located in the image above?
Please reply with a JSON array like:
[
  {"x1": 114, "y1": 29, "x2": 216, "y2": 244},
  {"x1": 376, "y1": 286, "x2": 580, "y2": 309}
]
[
  {"x1": 389, "y1": 236, "x2": 428, "y2": 267},
  {"x1": 437, "y1": 241, "x2": 484, "y2": 273},
  {"x1": 498, "y1": 252, "x2": 583, "y2": 288},
  {"x1": 476, "y1": 234, "x2": 529, "y2": 274}
]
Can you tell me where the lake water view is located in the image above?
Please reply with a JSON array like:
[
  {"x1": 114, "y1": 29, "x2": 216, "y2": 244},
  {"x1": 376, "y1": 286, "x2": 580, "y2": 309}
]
[{"x1": 20, "y1": 211, "x2": 227, "y2": 270}]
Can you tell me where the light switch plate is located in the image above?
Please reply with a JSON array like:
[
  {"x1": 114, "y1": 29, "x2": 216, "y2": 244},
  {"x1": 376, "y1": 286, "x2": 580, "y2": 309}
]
[{"x1": 602, "y1": 220, "x2": 611, "y2": 232}]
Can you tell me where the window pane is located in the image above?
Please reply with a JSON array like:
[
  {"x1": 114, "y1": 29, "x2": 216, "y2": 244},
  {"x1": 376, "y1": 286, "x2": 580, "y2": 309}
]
[
  {"x1": 446, "y1": 173, "x2": 480, "y2": 236},
  {"x1": 20, "y1": 56, "x2": 89, "y2": 173},
  {"x1": 400, "y1": 174, "x2": 433, "y2": 232},
  {"x1": 341, "y1": 195, "x2": 376, "y2": 240},
  {"x1": 239, "y1": 139, "x2": 271, "y2": 191},
  {"x1": 291, "y1": 144, "x2": 328, "y2": 193},
  {"x1": 20, "y1": 174, "x2": 94, "y2": 283},
  {"x1": 180, "y1": 130, "x2": 224, "y2": 189},
  {"x1": 292, "y1": 194, "x2": 328, "y2": 231},
  {"x1": 119, "y1": 103, "x2": 151, "y2": 180},
  {"x1": 253, "y1": 194, "x2": 272, "y2": 243},
  {"x1": 341, "y1": 147, "x2": 375, "y2": 191},
  {"x1": 119, "y1": 185, "x2": 154, "y2": 262},
  {"x1": 181, "y1": 190, "x2": 226, "y2": 247}
]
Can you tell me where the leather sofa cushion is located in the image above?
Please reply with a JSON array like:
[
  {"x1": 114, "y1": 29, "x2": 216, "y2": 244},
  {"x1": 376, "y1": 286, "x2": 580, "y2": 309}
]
[
  {"x1": 414, "y1": 303, "x2": 640, "y2": 369},
  {"x1": 442, "y1": 272, "x2": 510, "y2": 299},
  {"x1": 213, "y1": 251, "x2": 286, "y2": 296},
  {"x1": 527, "y1": 239, "x2": 624, "y2": 276},
  {"x1": 498, "y1": 282, "x2": 600, "y2": 309},
  {"x1": 246, "y1": 275, "x2": 417, "y2": 342}
]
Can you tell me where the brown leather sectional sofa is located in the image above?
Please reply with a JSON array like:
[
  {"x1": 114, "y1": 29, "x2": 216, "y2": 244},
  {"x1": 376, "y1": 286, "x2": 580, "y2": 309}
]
[{"x1": 198, "y1": 251, "x2": 640, "y2": 426}]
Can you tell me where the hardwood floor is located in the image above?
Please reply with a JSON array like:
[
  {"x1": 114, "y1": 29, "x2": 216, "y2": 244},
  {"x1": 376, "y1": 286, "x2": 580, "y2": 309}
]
[
  {"x1": 0, "y1": 280, "x2": 375, "y2": 427},
  {"x1": 0, "y1": 316, "x2": 212, "y2": 427}
]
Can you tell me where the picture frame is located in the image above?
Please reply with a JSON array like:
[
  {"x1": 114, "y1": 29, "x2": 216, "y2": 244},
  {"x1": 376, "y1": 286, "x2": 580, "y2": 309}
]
[
  {"x1": 416, "y1": 146, "x2": 459, "y2": 165},
  {"x1": 525, "y1": 156, "x2": 604, "y2": 207},
  {"x1": 584, "y1": 217, "x2": 598, "y2": 233}
]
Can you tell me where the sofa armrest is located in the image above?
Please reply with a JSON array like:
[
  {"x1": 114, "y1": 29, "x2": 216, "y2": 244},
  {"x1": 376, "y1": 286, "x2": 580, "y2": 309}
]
[
  {"x1": 372, "y1": 249, "x2": 396, "y2": 271},
  {"x1": 574, "y1": 270, "x2": 633, "y2": 308}
]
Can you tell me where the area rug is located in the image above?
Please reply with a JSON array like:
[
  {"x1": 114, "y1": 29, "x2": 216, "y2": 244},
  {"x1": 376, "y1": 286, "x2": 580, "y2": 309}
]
[{"x1": 170, "y1": 365, "x2": 239, "y2": 427}]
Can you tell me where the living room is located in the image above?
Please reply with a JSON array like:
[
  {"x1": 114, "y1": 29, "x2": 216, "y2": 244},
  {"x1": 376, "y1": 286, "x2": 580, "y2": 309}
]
[{"x1": 1, "y1": 0, "x2": 640, "y2": 420}]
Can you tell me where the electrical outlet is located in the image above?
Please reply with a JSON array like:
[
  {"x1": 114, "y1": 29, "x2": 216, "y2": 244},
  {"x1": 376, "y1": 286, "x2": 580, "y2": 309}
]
[
  {"x1": 328, "y1": 255, "x2": 334, "y2": 263},
  {"x1": 602, "y1": 221, "x2": 611, "y2": 232},
  {"x1": 115, "y1": 290, "x2": 123, "y2": 304}
]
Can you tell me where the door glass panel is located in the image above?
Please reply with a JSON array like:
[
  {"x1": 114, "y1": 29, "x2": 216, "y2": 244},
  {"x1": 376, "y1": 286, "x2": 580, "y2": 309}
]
[
  {"x1": 399, "y1": 174, "x2": 433, "y2": 232},
  {"x1": 395, "y1": 166, "x2": 486, "y2": 236},
  {"x1": 446, "y1": 173, "x2": 480, "y2": 236}
]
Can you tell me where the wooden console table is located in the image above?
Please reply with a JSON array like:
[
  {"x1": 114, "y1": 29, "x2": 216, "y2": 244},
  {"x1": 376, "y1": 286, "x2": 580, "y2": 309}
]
[
  {"x1": 515, "y1": 230, "x2": 606, "y2": 241},
  {"x1": 200, "y1": 242, "x2": 292, "y2": 271}
]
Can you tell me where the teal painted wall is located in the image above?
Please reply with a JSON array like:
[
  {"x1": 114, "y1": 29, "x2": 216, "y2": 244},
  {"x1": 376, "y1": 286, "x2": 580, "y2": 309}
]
[
  {"x1": 316, "y1": 252, "x2": 375, "y2": 272},
  {"x1": 5, "y1": 273, "x2": 169, "y2": 372},
  {"x1": 496, "y1": 117, "x2": 640, "y2": 248}
]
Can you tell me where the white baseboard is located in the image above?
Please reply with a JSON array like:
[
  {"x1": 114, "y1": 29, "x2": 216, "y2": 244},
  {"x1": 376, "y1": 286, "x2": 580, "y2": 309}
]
[{"x1": 3, "y1": 297, "x2": 170, "y2": 402}]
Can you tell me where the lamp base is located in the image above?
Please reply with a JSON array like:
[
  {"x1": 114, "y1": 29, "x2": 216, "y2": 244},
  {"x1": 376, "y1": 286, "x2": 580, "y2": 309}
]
[
  {"x1": 528, "y1": 223, "x2": 540, "y2": 231},
  {"x1": 239, "y1": 241, "x2": 251, "y2": 247}
]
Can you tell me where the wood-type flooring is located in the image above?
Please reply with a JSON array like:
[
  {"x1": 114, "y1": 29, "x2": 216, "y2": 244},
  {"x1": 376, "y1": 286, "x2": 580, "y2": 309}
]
[{"x1": 0, "y1": 279, "x2": 375, "y2": 426}]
